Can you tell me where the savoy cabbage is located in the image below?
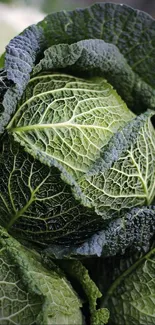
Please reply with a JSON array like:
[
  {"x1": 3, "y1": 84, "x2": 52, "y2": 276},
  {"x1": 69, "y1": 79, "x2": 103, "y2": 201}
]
[{"x1": 0, "y1": 2, "x2": 155, "y2": 325}]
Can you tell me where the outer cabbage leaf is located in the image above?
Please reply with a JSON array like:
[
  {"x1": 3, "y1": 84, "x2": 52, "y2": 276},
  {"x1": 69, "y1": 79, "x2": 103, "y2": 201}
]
[
  {"x1": 0, "y1": 69, "x2": 13, "y2": 135},
  {"x1": 102, "y1": 246, "x2": 155, "y2": 325},
  {"x1": 1, "y1": 2, "x2": 155, "y2": 137},
  {"x1": 48, "y1": 259, "x2": 109, "y2": 325},
  {"x1": 37, "y1": 3, "x2": 155, "y2": 113},
  {"x1": 38, "y1": 2, "x2": 155, "y2": 91},
  {"x1": 0, "y1": 26, "x2": 44, "y2": 135},
  {"x1": 0, "y1": 135, "x2": 103, "y2": 245},
  {"x1": 0, "y1": 227, "x2": 83, "y2": 325},
  {"x1": 33, "y1": 39, "x2": 155, "y2": 112},
  {"x1": 79, "y1": 111, "x2": 155, "y2": 218},
  {"x1": 7, "y1": 73, "x2": 134, "y2": 179},
  {"x1": 43, "y1": 206, "x2": 155, "y2": 259}
]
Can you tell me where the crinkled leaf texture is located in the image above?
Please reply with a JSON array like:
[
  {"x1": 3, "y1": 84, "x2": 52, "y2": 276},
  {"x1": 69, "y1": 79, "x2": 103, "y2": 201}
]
[
  {"x1": 79, "y1": 110, "x2": 155, "y2": 218},
  {"x1": 33, "y1": 39, "x2": 155, "y2": 113},
  {"x1": 0, "y1": 26, "x2": 44, "y2": 135},
  {"x1": 0, "y1": 227, "x2": 83, "y2": 325},
  {"x1": 44, "y1": 206, "x2": 155, "y2": 259},
  {"x1": 39, "y1": 110, "x2": 155, "y2": 257},
  {"x1": 102, "y1": 246, "x2": 155, "y2": 325},
  {"x1": 37, "y1": 3, "x2": 155, "y2": 113},
  {"x1": 1, "y1": 2, "x2": 155, "y2": 137}
]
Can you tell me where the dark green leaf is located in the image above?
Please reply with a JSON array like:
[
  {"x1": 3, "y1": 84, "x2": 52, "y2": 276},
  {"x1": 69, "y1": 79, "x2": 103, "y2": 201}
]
[
  {"x1": 37, "y1": 3, "x2": 155, "y2": 112},
  {"x1": 103, "y1": 247, "x2": 155, "y2": 325},
  {"x1": 0, "y1": 135, "x2": 103, "y2": 245},
  {"x1": 33, "y1": 39, "x2": 155, "y2": 112},
  {"x1": 0, "y1": 227, "x2": 83, "y2": 325},
  {"x1": 44, "y1": 206, "x2": 155, "y2": 259},
  {"x1": 0, "y1": 26, "x2": 44, "y2": 136}
]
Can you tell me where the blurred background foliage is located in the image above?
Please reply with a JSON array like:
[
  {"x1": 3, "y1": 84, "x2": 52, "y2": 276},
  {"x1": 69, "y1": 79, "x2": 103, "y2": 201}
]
[
  {"x1": 0, "y1": 0, "x2": 155, "y2": 13},
  {"x1": 0, "y1": 0, "x2": 155, "y2": 53}
]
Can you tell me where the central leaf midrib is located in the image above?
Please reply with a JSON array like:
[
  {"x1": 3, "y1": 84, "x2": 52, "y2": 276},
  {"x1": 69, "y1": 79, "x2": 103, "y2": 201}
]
[
  {"x1": 7, "y1": 194, "x2": 35, "y2": 230},
  {"x1": 10, "y1": 122, "x2": 113, "y2": 132},
  {"x1": 6, "y1": 171, "x2": 51, "y2": 230},
  {"x1": 104, "y1": 248, "x2": 155, "y2": 304}
]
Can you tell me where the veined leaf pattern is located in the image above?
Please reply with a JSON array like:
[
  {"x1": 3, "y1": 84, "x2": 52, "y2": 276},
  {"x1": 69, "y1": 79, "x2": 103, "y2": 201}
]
[
  {"x1": 103, "y1": 248, "x2": 155, "y2": 325},
  {"x1": 8, "y1": 74, "x2": 134, "y2": 179},
  {"x1": 79, "y1": 112, "x2": 155, "y2": 218},
  {"x1": 0, "y1": 136, "x2": 103, "y2": 245},
  {"x1": 0, "y1": 227, "x2": 83, "y2": 325}
]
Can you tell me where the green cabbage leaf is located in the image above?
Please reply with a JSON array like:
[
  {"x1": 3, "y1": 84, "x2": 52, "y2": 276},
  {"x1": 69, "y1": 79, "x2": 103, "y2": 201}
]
[
  {"x1": 102, "y1": 246, "x2": 155, "y2": 325},
  {"x1": 0, "y1": 226, "x2": 83, "y2": 325}
]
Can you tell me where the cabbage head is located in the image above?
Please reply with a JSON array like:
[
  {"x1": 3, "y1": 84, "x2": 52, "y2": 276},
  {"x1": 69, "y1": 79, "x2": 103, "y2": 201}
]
[{"x1": 0, "y1": 3, "x2": 155, "y2": 325}]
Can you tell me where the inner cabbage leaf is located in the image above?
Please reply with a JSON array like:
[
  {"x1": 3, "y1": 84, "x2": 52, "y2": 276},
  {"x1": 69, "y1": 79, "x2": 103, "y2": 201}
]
[{"x1": 7, "y1": 74, "x2": 134, "y2": 179}]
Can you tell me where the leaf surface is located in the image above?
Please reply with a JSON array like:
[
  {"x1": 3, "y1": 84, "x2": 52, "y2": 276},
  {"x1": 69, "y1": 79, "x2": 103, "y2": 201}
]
[
  {"x1": 79, "y1": 111, "x2": 155, "y2": 218},
  {"x1": 103, "y1": 247, "x2": 155, "y2": 325},
  {"x1": 0, "y1": 135, "x2": 103, "y2": 245},
  {"x1": 37, "y1": 3, "x2": 155, "y2": 112},
  {"x1": 33, "y1": 39, "x2": 155, "y2": 112},
  {"x1": 0, "y1": 227, "x2": 83, "y2": 325},
  {"x1": 56, "y1": 260, "x2": 109, "y2": 325},
  {"x1": 0, "y1": 26, "x2": 44, "y2": 136},
  {"x1": 44, "y1": 206, "x2": 155, "y2": 258},
  {"x1": 1, "y1": 2, "x2": 155, "y2": 135},
  {"x1": 8, "y1": 73, "x2": 134, "y2": 179}
]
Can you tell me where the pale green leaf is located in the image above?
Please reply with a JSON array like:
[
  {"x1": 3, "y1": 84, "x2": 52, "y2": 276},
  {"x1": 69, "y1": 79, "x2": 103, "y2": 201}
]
[
  {"x1": 55, "y1": 260, "x2": 109, "y2": 325},
  {"x1": 79, "y1": 111, "x2": 155, "y2": 218},
  {"x1": 7, "y1": 73, "x2": 134, "y2": 179}
]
